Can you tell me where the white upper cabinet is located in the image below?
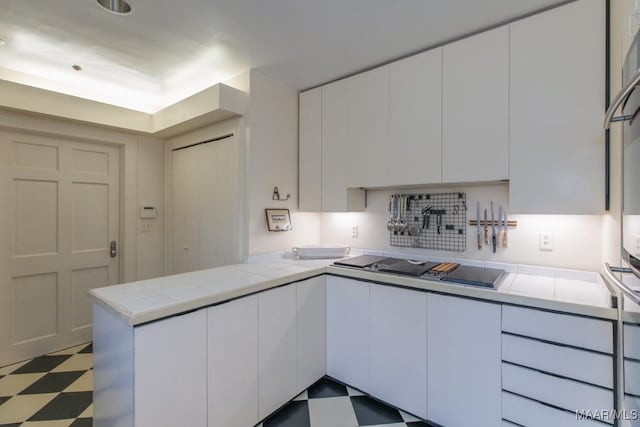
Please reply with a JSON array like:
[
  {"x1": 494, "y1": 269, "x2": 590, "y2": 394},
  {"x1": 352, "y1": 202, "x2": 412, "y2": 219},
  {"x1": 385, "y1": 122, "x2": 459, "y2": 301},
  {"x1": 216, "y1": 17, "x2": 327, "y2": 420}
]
[
  {"x1": 389, "y1": 48, "x2": 443, "y2": 186},
  {"x1": 509, "y1": 0, "x2": 604, "y2": 214},
  {"x1": 442, "y1": 26, "x2": 509, "y2": 183},
  {"x1": 347, "y1": 66, "x2": 390, "y2": 188},
  {"x1": 299, "y1": 88, "x2": 322, "y2": 212},
  {"x1": 322, "y1": 79, "x2": 366, "y2": 212}
]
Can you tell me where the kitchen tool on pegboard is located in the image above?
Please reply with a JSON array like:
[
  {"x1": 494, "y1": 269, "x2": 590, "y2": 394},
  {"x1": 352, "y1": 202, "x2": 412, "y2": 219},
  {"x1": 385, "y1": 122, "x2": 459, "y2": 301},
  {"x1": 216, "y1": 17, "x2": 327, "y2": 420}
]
[{"x1": 389, "y1": 192, "x2": 467, "y2": 252}]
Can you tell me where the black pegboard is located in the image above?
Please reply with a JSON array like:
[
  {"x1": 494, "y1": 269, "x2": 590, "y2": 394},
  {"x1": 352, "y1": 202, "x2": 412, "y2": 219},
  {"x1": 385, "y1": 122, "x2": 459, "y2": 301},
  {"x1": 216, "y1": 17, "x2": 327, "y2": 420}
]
[{"x1": 388, "y1": 192, "x2": 467, "y2": 252}]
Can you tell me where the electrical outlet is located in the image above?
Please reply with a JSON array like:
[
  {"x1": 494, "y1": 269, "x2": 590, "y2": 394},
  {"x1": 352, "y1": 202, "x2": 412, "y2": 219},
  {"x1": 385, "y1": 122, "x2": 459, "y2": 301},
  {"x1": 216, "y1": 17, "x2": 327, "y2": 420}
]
[
  {"x1": 539, "y1": 232, "x2": 553, "y2": 251},
  {"x1": 140, "y1": 220, "x2": 153, "y2": 233},
  {"x1": 352, "y1": 225, "x2": 359, "y2": 238},
  {"x1": 636, "y1": 235, "x2": 640, "y2": 256}
]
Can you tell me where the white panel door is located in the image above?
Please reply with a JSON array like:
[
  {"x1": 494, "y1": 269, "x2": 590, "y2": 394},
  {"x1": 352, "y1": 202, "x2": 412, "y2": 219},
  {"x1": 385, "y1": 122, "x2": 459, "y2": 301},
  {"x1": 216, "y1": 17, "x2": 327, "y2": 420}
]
[
  {"x1": 297, "y1": 276, "x2": 327, "y2": 391},
  {"x1": 170, "y1": 134, "x2": 241, "y2": 274},
  {"x1": 208, "y1": 296, "x2": 258, "y2": 427},
  {"x1": 134, "y1": 310, "x2": 207, "y2": 427},
  {"x1": 0, "y1": 131, "x2": 120, "y2": 365},
  {"x1": 442, "y1": 26, "x2": 509, "y2": 183},
  {"x1": 258, "y1": 285, "x2": 297, "y2": 419},
  {"x1": 427, "y1": 294, "x2": 501, "y2": 427},
  {"x1": 370, "y1": 285, "x2": 428, "y2": 419},
  {"x1": 326, "y1": 276, "x2": 370, "y2": 392},
  {"x1": 509, "y1": 0, "x2": 604, "y2": 213},
  {"x1": 389, "y1": 48, "x2": 443, "y2": 186}
]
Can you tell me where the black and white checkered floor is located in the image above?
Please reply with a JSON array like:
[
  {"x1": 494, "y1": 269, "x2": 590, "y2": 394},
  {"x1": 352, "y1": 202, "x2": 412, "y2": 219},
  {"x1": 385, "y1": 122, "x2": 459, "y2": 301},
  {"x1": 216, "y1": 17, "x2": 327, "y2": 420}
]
[
  {"x1": 0, "y1": 342, "x2": 93, "y2": 426},
  {"x1": 259, "y1": 377, "x2": 436, "y2": 427},
  {"x1": 0, "y1": 345, "x2": 436, "y2": 427}
]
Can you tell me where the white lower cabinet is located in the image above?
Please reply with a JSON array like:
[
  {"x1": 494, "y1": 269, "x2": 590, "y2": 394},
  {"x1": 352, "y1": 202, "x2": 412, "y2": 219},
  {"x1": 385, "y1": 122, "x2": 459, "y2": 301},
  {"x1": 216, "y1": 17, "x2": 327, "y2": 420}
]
[
  {"x1": 207, "y1": 296, "x2": 258, "y2": 427},
  {"x1": 134, "y1": 311, "x2": 208, "y2": 427},
  {"x1": 427, "y1": 293, "x2": 502, "y2": 427},
  {"x1": 296, "y1": 276, "x2": 327, "y2": 391},
  {"x1": 370, "y1": 284, "x2": 427, "y2": 419},
  {"x1": 258, "y1": 285, "x2": 298, "y2": 419},
  {"x1": 327, "y1": 276, "x2": 371, "y2": 391}
]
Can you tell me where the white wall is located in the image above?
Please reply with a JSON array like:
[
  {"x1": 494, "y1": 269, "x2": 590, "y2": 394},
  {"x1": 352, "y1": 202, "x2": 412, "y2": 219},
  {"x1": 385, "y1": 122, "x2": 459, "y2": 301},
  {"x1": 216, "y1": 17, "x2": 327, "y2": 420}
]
[
  {"x1": 320, "y1": 183, "x2": 603, "y2": 272},
  {"x1": 246, "y1": 71, "x2": 321, "y2": 255},
  {"x1": 136, "y1": 137, "x2": 165, "y2": 280}
]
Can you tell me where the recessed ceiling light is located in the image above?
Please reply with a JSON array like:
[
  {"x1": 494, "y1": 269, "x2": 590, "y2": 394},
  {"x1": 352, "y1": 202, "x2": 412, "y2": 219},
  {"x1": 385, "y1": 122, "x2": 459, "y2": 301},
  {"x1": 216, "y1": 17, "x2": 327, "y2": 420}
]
[
  {"x1": 72, "y1": 65, "x2": 82, "y2": 71},
  {"x1": 96, "y1": 0, "x2": 133, "y2": 15}
]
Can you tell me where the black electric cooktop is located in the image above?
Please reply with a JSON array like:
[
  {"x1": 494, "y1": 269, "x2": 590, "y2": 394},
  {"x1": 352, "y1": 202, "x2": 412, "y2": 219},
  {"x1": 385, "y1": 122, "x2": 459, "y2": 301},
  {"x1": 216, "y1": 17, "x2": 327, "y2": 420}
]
[{"x1": 332, "y1": 255, "x2": 505, "y2": 289}]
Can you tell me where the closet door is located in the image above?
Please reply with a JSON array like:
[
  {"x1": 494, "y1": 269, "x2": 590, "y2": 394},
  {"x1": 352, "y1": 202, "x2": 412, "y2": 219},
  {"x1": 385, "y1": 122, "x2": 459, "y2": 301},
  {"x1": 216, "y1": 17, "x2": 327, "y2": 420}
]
[{"x1": 170, "y1": 134, "x2": 240, "y2": 274}]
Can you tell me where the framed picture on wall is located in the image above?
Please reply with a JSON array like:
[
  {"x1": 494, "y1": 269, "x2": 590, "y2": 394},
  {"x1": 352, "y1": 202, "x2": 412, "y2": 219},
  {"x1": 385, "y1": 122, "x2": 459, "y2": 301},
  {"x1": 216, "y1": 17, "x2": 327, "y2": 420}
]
[{"x1": 265, "y1": 209, "x2": 292, "y2": 232}]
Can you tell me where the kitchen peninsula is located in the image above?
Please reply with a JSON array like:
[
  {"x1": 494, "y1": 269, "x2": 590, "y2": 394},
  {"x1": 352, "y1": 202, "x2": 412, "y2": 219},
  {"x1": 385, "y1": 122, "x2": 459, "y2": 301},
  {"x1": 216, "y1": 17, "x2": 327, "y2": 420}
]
[{"x1": 90, "y1": 252, "x2": 617, "y2": 427}]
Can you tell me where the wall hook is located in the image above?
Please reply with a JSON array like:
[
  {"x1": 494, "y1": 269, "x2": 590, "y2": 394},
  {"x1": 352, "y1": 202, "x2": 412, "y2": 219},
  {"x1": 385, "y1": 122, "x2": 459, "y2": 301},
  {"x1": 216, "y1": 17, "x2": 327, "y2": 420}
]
[{"x1": 272, "y1": 186, "x2": 291, "y2": 201}]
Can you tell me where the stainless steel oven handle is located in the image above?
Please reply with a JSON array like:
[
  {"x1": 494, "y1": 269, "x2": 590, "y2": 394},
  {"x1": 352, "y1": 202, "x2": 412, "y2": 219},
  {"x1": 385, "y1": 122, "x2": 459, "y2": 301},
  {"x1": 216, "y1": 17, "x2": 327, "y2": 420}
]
[
  {"x1": 604, "y1": 70, "x2": 640, "y2": 129},
  {"x1": 602, "y1": 262, "x2": 640, "y2": 305}
]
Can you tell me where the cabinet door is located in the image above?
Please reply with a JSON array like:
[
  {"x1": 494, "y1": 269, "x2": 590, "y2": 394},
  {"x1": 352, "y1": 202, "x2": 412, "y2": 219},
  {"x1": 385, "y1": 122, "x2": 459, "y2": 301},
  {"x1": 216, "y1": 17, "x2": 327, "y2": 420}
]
[
  {"x1": 258, "y1": 285, "x2": 297, "y2": 419},
  {"x1": 509, "y1": 0, "x2": 604, "y2": 213},
  {"x1": 442, "y1": 26, "x2": 509, "y2": 183},
  {"x1": 299, "y1": 88, "x2": 322, "y2": 212},
  {"x1": 134, "y1": 311, "x2": 207, "y2": 427},
  {"x1": 347, "y1": 66, "x2": 389, "y2": 188},
  {"x1": 322, "y1": 80, "x2": 365, "y2": 211},
  {"x1": 326, "y1": 276, "x2": 370, "y2": 391},
  {"x1": 297, "y1": 276, "x2": 327, "y2": 391},
  {"x1": 208, "y1": 296, "x2": 258, "y2": 427},
  {"x1": 427, "y1": 294, "x2": 501, "y2": 426},
  {"x1": 389, "y1": 48, "x2": 442, "y2": 186},
  {"x1": 370, "y1": 285, "x2": 428, "y2": 419}
]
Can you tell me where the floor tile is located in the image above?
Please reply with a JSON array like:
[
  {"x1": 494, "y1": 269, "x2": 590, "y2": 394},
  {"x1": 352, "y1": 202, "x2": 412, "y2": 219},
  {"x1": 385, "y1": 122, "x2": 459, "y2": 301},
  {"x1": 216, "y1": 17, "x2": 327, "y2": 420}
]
[
  {"x1": 20, "y1": 372, "x2": 85, "y2": 395},
  {"x1": 78, "y1": 403, "x2": 92, "y2": 418},
  {"x1": 12, "y1": 356, "x2": 71, "y2": 375},
  {"x1": 293, "y1": 390, "x2": 308, "y2": 401},
  {"x1": 70, "y1": 418, "x2": 93, "y2": 427},
  {"x1": 347, "y1": 386, "x2": 364, "y2": 397},
  {"x1": 350, "y1": 395, "x2": 404, "y2": 426},
  {"x1": 0, "y1": 393, "x2": 58, "y2": 424},
  {"x1": 47, "y1": 344, "x2": 89, "y2": 357},
  {"x1": 0, "y1": 374, "x2": 46, "y2": 396},
  {"x1": 21, "y1": 420, "x2": 74, "y2": 427},
  {"x1": 50, "y1": 354, "x2": 93, "y2": 373},
  {"x1": 0, "y1": 361, "x2": 29, "y2": 376},
  {"x1": 401, "y1": 411, "x2": 422, "y2": 422},
  {"x1": 64, "y1": 371, "x2": 92, "y2": 393},
  {"x1": 264, "y1": 400, "x2": 310, "y2": 427},
  {"x1": 28, "y1": 392, "x2": 92, "y2": 421},
  {"x1": 308, "y1": 378, "x2": 348, "y2": 399},
  {"x1": 308, "y1": 396, "x2": 358, "y2": 427},
  {"x1": 78, "y1": 343, "x2": 92, "y2": 354}
]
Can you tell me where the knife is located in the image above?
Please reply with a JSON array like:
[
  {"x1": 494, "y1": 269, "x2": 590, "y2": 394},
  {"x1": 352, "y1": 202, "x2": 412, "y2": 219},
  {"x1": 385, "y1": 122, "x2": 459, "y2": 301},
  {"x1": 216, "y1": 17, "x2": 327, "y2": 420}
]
[
  {"x1": 484, "y1": 208, "x2": 489, "y2": 245},
  {"x1": 503, "y1": 210, "x2": 509, "y2": 248},
  {"x1": 491, "y1": 201, "x2": 496, "y2": 253},
  {"x1": 476, "y1": 202, "x2": 481, "y2": 250},
  {"x1": 497, "y1": 205, "x2": 503, "y2": 249}
]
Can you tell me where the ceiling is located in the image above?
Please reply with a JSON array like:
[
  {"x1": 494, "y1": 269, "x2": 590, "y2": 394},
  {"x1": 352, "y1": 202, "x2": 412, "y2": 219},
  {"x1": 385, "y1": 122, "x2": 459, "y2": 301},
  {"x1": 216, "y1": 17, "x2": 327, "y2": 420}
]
[{"x1": 0, "y1": 0, "x2": 570, "y2": 113}]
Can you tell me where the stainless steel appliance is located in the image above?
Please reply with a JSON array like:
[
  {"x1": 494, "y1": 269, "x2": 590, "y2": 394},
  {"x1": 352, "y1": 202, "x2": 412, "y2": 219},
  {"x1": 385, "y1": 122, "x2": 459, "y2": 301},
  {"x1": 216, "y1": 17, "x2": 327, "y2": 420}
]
[{"x1": 604, "y1": 29, "x2": 640, "y2": 304}]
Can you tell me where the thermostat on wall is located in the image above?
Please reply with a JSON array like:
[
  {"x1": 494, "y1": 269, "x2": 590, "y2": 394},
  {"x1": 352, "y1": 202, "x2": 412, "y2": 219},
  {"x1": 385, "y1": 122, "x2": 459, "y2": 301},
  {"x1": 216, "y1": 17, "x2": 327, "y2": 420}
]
[{"x1": 140, "y1": 206, "x2": 158, "y2": 218}]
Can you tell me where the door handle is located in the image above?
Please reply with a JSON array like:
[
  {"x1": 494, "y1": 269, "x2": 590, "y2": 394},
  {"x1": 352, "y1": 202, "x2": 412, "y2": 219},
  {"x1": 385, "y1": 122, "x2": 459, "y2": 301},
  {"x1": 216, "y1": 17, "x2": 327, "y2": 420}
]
[{"x1": 110, "y1": 241, "x2": 118, "y2": 258}]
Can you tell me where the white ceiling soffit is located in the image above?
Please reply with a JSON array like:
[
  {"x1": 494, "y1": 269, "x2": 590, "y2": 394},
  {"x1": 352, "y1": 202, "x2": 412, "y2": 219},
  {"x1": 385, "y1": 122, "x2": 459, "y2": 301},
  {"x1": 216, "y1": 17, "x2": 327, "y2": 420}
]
[{"x1": 0, "y1": 0, "x2": 570, "y2": 113}]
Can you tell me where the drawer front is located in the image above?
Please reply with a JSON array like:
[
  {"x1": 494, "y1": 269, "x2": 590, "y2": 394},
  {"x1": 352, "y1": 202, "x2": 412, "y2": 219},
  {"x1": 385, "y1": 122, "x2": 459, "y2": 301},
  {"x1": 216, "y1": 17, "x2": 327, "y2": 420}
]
[
  {"x1": 502, "y1": 333, "x2": 614, "y2": 388},
  {"x1": 502, "y1": 363, "x2": 614, "y2": 421},
  {"x1": 503, "y1": 391, "x2": 612, "y2": 427},
  {"x1": 623, "y1": 395, "x2": 640, "y2": 427},
  {"x1": 625, "y1": 324, "x2": 640, "y2": 360},
  {"x1": 502, "y1": 305, "x2": 613, "y2": 354},
  {"x1": 625, "y1": 359, "x2": 640, "y2": 397}
]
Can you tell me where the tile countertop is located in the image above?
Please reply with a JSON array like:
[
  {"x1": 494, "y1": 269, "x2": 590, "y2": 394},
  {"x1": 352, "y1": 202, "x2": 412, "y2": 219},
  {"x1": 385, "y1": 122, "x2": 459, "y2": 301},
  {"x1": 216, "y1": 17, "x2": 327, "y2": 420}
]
[{"x1": 89, "y1": 254, "x2": 617, "y2": 326}]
